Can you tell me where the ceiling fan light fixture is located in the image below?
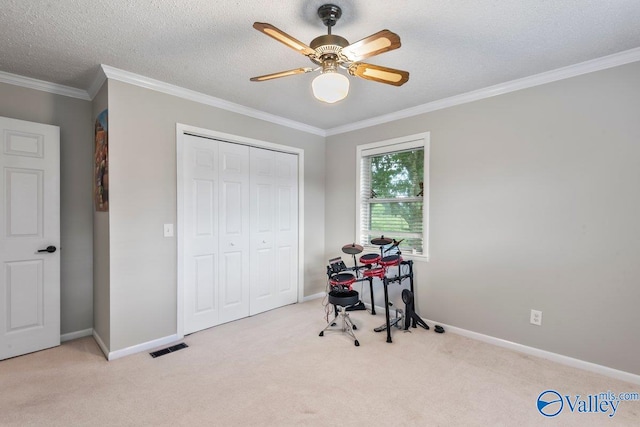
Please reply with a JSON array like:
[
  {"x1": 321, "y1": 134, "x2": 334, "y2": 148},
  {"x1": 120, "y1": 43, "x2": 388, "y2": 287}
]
[
  {"x1": 312, "y1": 71, "x2": 350, "y2": 103},
  {"x1": 251, "y1": 4, "x2": 409, "y2": 102}
]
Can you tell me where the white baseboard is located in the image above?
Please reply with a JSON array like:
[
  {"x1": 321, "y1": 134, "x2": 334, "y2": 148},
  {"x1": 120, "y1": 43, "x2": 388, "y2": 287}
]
[
  {"x1": 428, "y1": 319, "x2": 640, "y2": 385},
  {"x1": 302, "y1": 292, "x2": 326, "y2": 302},
  {"x1": 91, "y1": 331, "x2": 188, "y2": 361},
  {"x1": 106, "y1": 334, "x2": 181, "y2": 361},
  {"x1": 361, "y1": 302, "x2": 640, "y2": 385},
  {"x1": 92, "y1": 330, "x2": 109, "y2": 359},
  {"x1": 61, "y1": 328, "x2": 93, "y2": 342}
]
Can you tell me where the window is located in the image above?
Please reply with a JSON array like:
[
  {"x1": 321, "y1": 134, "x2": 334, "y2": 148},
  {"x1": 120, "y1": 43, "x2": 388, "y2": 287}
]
[{"x1": 356, "y1": 133, "x2": 429, "y2": 257}]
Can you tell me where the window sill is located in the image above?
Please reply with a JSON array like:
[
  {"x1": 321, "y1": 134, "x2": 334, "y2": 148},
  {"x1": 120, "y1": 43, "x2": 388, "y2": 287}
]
[{"x1": 399, "y1": 252, "x2": 429, "y2": 263}]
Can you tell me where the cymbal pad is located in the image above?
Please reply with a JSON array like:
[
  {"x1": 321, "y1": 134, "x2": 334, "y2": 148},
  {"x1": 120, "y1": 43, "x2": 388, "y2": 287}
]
[
  {"x1": 342, "y1": 243, "x2": 364, "y2": 254},
  {"x1": 371, "y1": 236, "x2": 393, "y2": 246}
]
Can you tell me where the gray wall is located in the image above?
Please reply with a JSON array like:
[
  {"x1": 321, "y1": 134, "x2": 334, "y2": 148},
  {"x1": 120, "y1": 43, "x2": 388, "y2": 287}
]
[
  {"x1": 0, "y1": 82, "x2": 94, "y2": 336},
  {"x1": 107, "y1": 80, "x2": 326, "y2": 351},
  {"x1": 325, "y1": 62, "x2": 640, "y2": 375},
  {"x1": 92, "y1": 83, "x2": 110, "y2": 347},
  {"x1": 3, "y1": 58, "x2": 638, "y2": 374}
]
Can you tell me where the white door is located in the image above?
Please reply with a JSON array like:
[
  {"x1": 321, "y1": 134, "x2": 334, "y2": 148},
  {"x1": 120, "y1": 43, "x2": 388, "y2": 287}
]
[
  {"x1": 250, "y1": 148, "x2": 298, "y2": 315},
  {"x1": 183, "y1": 136, "x2": 251, "y2": 333},
  {"x1": 274, "y1": 152, "x2": 298, "y2": 308},
  {"x1": 183, "y1": 134, "x2": 220, "y2": 334},
  {"x1": 182, "y1": 134, "x2": 298, "y2": 330},
  {"x1": 218, "y1": 141, "x2": 250, "y2": 323},
  {"x1": 249, "y1": 148, "x2": 276, "y2": 315},
  {"x1": 0, "y1": 116, "x2": 60, "y2": 360}
]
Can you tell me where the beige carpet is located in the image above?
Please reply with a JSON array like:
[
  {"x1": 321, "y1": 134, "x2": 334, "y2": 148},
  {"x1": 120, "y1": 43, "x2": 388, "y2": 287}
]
[{"x1": 1, "y1": 300, "x2": 638, "y2": 426}]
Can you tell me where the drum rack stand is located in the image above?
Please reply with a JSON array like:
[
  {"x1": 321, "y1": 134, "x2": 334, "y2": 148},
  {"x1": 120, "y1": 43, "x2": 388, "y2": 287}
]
[{"x1": 377, "y1": 259, "x2": 417, "y2": 343}]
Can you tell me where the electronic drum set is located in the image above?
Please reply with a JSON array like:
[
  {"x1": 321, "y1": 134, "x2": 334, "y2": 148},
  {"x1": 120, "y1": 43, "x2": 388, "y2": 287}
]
[{"x1": 323, "y1": 236, "x2": 442, "y2": 344}]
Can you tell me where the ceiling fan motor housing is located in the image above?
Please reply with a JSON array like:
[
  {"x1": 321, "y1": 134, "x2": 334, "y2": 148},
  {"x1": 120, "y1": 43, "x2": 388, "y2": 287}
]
[
  {"x1": 311, "y1": 4, "x2": 349, "y2": 65},
  {"x1": 310, "y1": 34, "x2": 349, "y2": 64},
  {"x1": 317, "y1": 4, "x2": 342, "y2": 28}
]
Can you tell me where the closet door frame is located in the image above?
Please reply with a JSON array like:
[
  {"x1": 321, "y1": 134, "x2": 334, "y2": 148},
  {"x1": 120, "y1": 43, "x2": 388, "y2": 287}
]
[{"x1": 176, "y1": 123, "x2": 304, "y2": 339}]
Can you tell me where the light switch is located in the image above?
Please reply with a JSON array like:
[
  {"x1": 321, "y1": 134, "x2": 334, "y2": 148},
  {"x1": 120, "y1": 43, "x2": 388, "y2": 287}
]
[{"x1": 163, "y1": 223, "x2": 174, "y2": 237}]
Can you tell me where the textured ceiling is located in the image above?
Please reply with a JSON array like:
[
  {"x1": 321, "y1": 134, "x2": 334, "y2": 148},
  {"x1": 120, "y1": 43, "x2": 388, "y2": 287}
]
[{"x1": 2, "y1": 0, "x2": 640, "y2": 130}]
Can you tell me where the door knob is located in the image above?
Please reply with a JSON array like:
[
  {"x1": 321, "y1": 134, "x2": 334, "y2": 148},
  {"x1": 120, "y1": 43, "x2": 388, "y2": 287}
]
[{"x1": 37, "y1": 245, "x2": 57, "y2": 253}]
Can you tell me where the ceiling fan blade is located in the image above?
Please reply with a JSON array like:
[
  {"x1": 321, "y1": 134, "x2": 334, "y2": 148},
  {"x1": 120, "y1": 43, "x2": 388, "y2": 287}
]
[
  {"x1": 253, "y1": 22, "x2": 316, "y2": 57},
  {"x1": 341, "y1": 30, "x2": 401, "y2": 62},
  {"x1": 348, "y1": 63, "x2": 409, "y2": 86},
  {"x1": 250, "y1": 67, "x2": 314, "y2": 82}
]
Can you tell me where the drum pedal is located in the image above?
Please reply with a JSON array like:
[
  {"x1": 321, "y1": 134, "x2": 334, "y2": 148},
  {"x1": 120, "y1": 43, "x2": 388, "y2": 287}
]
[
  {"x1": 346, "y1": 301, "x2": 366, "y2": 311},
  {"x1": 394, "y1": 309, "x2": 404, "y2": 329},
  {"x1": 402, "y1": 289, "x2": 430, "y2": 331},
  {"x1": 374, "y1": 309, "x2": 403, "y2": 332}
]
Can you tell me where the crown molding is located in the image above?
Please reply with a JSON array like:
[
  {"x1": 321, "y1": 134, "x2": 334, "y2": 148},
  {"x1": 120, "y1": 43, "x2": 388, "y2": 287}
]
[
  {"x1": 0, "y1": 70, "x2": 91, "y2": 101},
  {"x1": 100, "y1": 65, "x2": 326, "y2": 137},
  {"x1": 326, "y1": 47, "x2": 640, "y2": 136},
  {"x1": 3, "y1": 46, "x2": 638, "y2": 137},
  {"x1": 87, "y1": 66, "x2": 107, "y2": 100}
]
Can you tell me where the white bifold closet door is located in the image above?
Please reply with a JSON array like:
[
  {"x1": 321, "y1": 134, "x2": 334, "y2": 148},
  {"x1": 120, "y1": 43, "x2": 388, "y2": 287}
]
[
  {"x1": 249, "y1": 147, "x2": 298, "y2": 316},
  {"x1": 183, "y1": 135, "x2": 297, "y2": 335}
]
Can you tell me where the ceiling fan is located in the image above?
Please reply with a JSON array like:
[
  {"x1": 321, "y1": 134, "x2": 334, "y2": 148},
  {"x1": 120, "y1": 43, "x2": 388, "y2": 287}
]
[{"x1": 250, "y1": 3, "x2": 409, "y2": 103}]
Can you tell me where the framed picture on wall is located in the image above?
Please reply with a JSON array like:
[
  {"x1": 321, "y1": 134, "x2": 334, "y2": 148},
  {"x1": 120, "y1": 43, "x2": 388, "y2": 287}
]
[{"x1": 94, "y1": 109, "x2": 108, "y2": 211}]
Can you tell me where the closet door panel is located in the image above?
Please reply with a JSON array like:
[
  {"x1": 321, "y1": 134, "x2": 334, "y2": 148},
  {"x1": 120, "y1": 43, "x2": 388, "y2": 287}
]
[
  {"x1": 219, "y1": 142, "x2": 250, "y2": 323},
  {"x1": 183, "y1": 135, "x2": 219, "y2": 334},
  {"x1": 274, "y1": 152, "x2": 298, "y2": 306},
  {"x1": 250, "y1": 148, "x2": 276, "y2": 315},
  {"x1": 276, "y1": 245, "x2": 293, "y2": 293}
]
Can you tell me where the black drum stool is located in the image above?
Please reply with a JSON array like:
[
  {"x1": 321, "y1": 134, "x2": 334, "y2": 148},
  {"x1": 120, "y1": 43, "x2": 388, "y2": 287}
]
[{"x1": 319, "y1": 290, "x2": 360, "y2": 346}]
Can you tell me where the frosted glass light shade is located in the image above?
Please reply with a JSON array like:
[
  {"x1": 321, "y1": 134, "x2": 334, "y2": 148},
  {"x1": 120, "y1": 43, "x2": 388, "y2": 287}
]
[{"x1": 312, "y1": 72, "x2": 350, "y2": 103}]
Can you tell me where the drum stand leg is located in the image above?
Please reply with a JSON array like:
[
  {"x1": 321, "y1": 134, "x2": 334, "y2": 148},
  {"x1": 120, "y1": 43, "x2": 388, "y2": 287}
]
[
  {"x1": 319, "y1": 305, "x2": 360, "y2": 346},
  {"x1": 368, "y1": 277, "x2": 376, "y2": 315},
  {"x1": 373, "y1": 276, "x2": 404, "y2": 343},
  {"x1": 383, "y1": 276, "x2": 392, "y2": 343},
  {"x1": 373, "y1": 260, "x2": 417, "y2": 342}
]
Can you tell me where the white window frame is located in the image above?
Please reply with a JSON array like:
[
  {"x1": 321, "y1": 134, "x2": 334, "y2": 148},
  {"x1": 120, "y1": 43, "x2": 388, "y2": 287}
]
[{"x1": 355, "y1": 132, "x2": 430, "y2": 260}]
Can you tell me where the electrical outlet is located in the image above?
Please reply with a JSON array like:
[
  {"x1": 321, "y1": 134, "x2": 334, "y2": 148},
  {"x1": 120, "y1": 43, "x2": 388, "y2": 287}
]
[{"x1": 530, "y1": 309, "x2": 542, "y2": 326}]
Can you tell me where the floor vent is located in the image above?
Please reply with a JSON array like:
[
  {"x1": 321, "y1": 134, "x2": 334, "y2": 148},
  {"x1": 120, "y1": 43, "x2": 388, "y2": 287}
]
[{"x1": 150, "y1": 343, "x2": 188, "y2": 358}]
